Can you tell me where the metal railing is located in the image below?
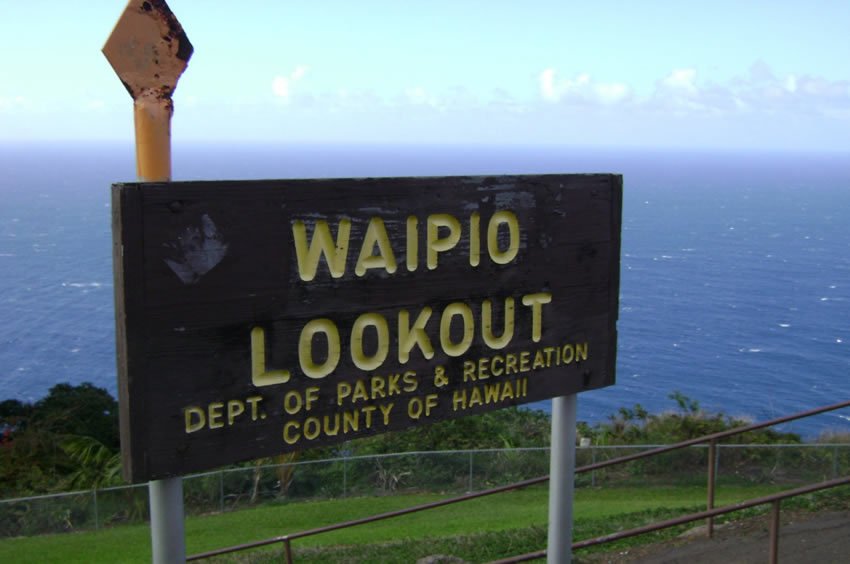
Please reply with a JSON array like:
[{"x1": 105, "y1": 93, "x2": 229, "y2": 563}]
[
  {"x1": 186, "y1": 398, "x2": 850, "y2": 562},
  {"x1": 492, "y1": 475, "x2": 850, "y2": 563}
]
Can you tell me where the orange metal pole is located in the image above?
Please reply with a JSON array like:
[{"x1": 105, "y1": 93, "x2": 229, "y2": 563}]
[
  {"x1": 134, "y1": 92, "x2": 173, "y2": 182},
  {"x1": 103, "y1": 2, "x2": 193, "y2": 562}
]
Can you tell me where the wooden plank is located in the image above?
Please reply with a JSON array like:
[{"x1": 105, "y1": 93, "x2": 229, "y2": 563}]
[{"x1": 112, "y1": 173, "x2": 622, "y2": 481}]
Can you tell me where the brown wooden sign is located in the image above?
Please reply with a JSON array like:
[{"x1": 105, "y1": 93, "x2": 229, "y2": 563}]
[{"x1": 112, "y1": 174, "x2": 622, "y2": 482}]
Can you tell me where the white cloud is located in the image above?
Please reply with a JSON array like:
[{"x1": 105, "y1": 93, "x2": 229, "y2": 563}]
[
  {"x1": 271, "y1": 65, "x2": 310, "y2": 100},
  {"x1": 539, "y1": 69, "x2": 631, "y2": 105},
  {"x1": 534, "y1": 62, "x2": 850, "y2": 121},
  {"x1": 405, "y1": 86, "x2": 437, "y2": 107},
  {"x1": 661, "y1": 68, "x2": 698, "y2": 95}
]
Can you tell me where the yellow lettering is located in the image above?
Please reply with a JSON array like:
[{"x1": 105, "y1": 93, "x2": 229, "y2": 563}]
[
  {"x1": 499, "y1": 380, "x2": 515, "y2": 401},
  {"x1": 247, "y1": 396, "x2": 263, "y2": 421},
  {"x1": 402, "y1": 371, "x2": 418, "y2": 392},
  {"x1": 371, "y1": 375, "x2": 386, "y2": 399},
  {"x1": 408, "y1": 397, "x2": 424, "y2": 419},
  {"x1": 351, "y1": 313, "x2": 389, "y2": 371},
  {"x1": 227, "y1": 400, "x2": 245, "y2": 426},
  {"x1": 343, "y1": 410, "x2": 359, "y2": 432},
  {"x1": 487, "y1": 210, "x2": 520, "y2": 264},
  {"x1": 303, "y1": 417, "x2": 321, "y2": 440},
  {"x1": 292, "y1": 219, "x2": 351, "y2": 281},
  {"x1": 484, "y1": 383, "x2": 500, "y2": 404},
  {"x1": 533, "y1": 350, "x2": 546, "y2": 370},
  {"x1": 478, "y1": 357, "x2": 490, "y2": 380},
  {"x1": 352, "y1": 379, "x2": 369, "y2": 403},
  {"x1": 452, "y1": 389, "x2": 467, "y2": 411},
  {"x1": 336, "y1": 382, "x2": 351, "y2": 406},
  {"x1": 469, "y1": 212, "x2": 481, "y2": 267},
  {"x1": 506, "y1": 353, "x2": 518, "y2": 375},
  {"x1": 577, "y1": 342, "x2": 589, "y2": 361},
  {"x1": 305, "y1": 387, "x2": 319, "y2": 411},
  {"x1": 379, "y1": 403, "x2": 394, "y2": 425},
  {"x1": 463, "y1": 360, "x2": 476, "y2": 382},
  {"x1": 283, "y1": 421, "x2": 300, "y2": 444},
  {"x1": 543, "y1": 347, "x2": 555, "y2": 367},
  {"x1": 482, "y1": 298, "x2": 514, "y2": 349},
  {"x1": 208, "y1": 402, "x2": 224, "y2": 429},
  {"x1": 522, "y1": 292, "x2": 552, "y2": 342},
  {"x1": 362, "y1": 405, "x2": 376, "y2": 427},
  {"x1": 355, "y1": 217, "x2": 397, "y2": 276},
  {"x1": 427, "y1": 213, "x2": 461, "y2": 269},
  {"x1": 440, "y1": 302, "x2": 474, "y2": 357},
  {"x1": 387, "y1": 373, "x2": 401, "y2": 395},
  {"x1": 299, "y1": 318, "x2": 340, "y2": 379},
  {"x1": 520, "y1": 351, "x2": 531, "y2": 372},
  {"x1": 184, "y1": 407, "x2": 205, "y2": 433},
  {"x1": 250, "y1": 327, "x2": 291, "y2": 387},
  {"x1": 491, "y1": 355, "x2": 504, "y2": 376},
  {"x1": 425, "y1": 394, "x2": 438, "y2": 416},
  {"x1": 406, "y1": 216, "x2": 418, "y2": 272},
  {"x1": 283, "y1": 390, "x2": 302, "y2": 415},
  {"x1": 562, "y1": 344, "x2": 574, "y2": 364},
  {"x1": 324, "y1": 414, "x2": 340, "y2": 436},
  {"x1": 469, "y1": 387, "x2": 483, "y2": 408},
  {"x1": 398, "y1": 308, "x2": 434, "y2": 363}
]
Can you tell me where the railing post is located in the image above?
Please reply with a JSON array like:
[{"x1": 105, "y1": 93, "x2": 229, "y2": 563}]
[
  {"x1": 768, "y1": 499, "x2": 781, "y2": 564},
  {"x1": 706, "y1": 439, "x2": 717, "y2": 538},
  {"x1": 283, "y1": 536, "x2": 294, "y2": 564}
]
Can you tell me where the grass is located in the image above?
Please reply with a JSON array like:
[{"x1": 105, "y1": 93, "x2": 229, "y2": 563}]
[{"x1": 0, "y1": 484, "x2": 791, "y2": 563}]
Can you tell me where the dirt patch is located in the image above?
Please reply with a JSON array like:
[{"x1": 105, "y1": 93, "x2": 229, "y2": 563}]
[{"x1": 579, "y1": 510, "x2": 850, "y2": 563}]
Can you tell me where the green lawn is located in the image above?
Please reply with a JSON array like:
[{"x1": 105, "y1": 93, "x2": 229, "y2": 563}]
[{"x1": 0, "y1": 484, "x2": 785, "y2": 563}]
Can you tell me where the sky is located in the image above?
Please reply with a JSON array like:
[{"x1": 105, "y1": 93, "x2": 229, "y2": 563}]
[{"x1": 1, "y1": 0, "x2": 849, "y2": 151}]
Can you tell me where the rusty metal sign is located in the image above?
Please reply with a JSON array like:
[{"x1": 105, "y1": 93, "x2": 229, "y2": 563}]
[{"x1": 103, "y1": 0, "x2": 193, "y2": 182}]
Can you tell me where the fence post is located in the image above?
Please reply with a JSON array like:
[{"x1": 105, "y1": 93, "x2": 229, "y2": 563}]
[
  {"x1": 93, "y1": 488, "x2": 99, "y2": 530},
  {"x1": 468, "y1": 451, "x2": 474, "y2": 492},
  {"x1": 591, "y1": 447, "x2": 597, "y2": 488},
  {"x1": 706, "y1": 439, "x2": 717, "y2": 538},
  {"x1": 833, "y1": 446, "x2": 839, "y2": 479},
  {"x1": 219, "y1": 471, "x2": 225, "y2": 513}
]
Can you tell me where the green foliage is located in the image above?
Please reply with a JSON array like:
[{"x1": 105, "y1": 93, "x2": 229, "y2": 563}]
[
  {"x1": 0, "y1": 383, "x2": 120, "y2": 497},
  {"x1": 351, "y1": 406, "x2": 552, "y2": 455},
  {"x1": 60, "y1": 435, "x2": 123, "y2": 490},
  {"x1": 584, "y1": 391, "x2": 802, "y2": 446},
  {"x1": 30, "y1": 383, "x2": 119, "y2": 450}
]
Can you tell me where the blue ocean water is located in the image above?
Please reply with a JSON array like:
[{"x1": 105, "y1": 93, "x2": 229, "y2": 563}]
[{"x1": 1, "y1": 142, "x2": 848, "y2": 438}]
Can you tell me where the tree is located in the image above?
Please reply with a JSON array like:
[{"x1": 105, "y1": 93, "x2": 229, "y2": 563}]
[{"x1": 30, "y1": 383, "x2": 119, "y2": 450}]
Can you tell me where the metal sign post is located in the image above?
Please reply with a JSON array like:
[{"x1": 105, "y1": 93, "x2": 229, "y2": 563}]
[
  {"x1": 103, "y1": 1, "x2": 193, "y2": 562},
  {"x1": 547, "y1": 394, "x2": 577, "y2": 563}
]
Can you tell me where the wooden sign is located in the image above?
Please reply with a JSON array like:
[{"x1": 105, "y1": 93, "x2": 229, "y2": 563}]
[{"x1": 112, "y1": 174, "x2": 622, "y2": 482}]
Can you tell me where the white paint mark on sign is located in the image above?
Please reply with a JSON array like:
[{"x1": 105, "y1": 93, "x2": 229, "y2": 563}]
[{"x1": 164, "y1": 214, "x2": 228, "y2": 284}]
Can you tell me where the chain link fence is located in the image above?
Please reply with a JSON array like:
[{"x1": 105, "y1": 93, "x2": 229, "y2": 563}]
[{"x1": 2, "y1": 444, "x2": 848, "y2": 538}]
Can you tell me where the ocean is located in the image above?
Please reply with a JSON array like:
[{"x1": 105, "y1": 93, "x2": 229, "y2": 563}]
[{"x1": 1, "y1": 142, "x2": 848, "y2": 438}]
